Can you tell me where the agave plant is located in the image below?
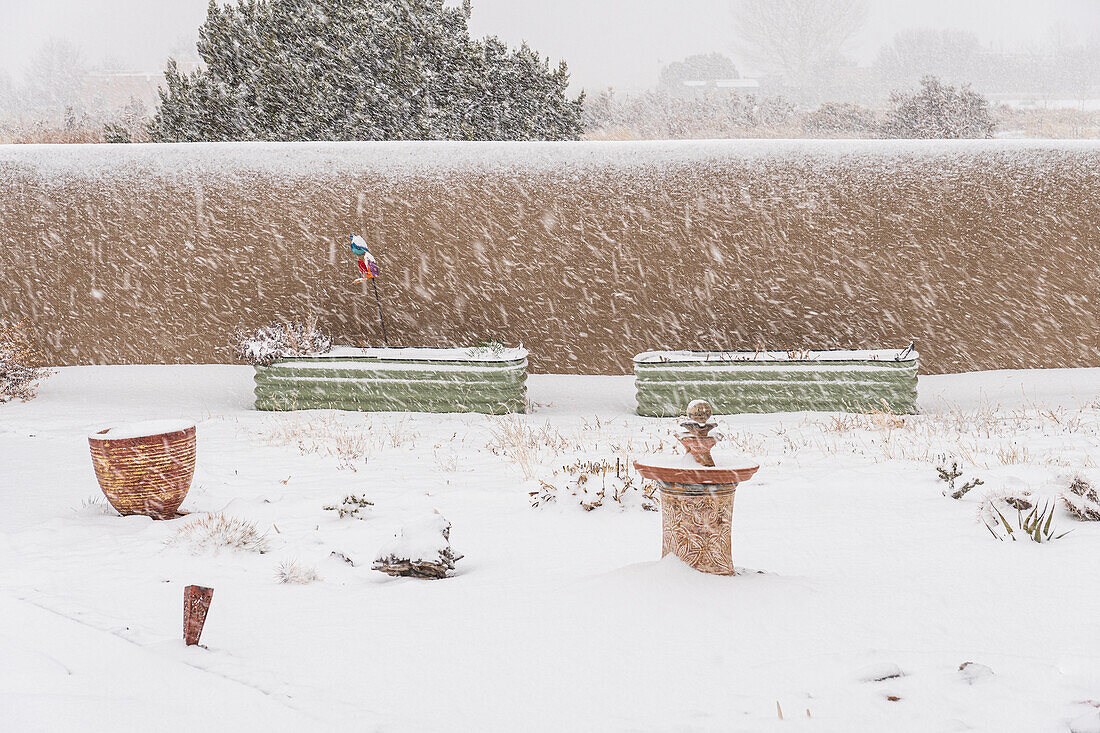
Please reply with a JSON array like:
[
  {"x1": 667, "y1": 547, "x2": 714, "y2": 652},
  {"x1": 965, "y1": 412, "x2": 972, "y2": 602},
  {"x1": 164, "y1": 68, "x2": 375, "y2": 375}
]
[{"x1": 985, "y1": 501, "x2": 1072, "y2": 543}]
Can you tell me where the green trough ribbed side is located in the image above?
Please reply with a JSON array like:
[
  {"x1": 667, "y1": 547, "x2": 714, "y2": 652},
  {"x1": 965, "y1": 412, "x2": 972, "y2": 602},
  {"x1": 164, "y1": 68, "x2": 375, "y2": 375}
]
[
  {"x1": 254, "y1": 356, "x2": 527, "y2": 414},
  {"x1": 635, "y1": 358, "x2": 918, "y2": 416}
]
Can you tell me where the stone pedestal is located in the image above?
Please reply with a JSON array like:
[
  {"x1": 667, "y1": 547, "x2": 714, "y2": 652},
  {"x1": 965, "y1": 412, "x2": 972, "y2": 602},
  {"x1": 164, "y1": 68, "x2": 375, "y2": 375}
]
[{"x1": 660, "y1": 485, "x2": 737, "y2": 575}]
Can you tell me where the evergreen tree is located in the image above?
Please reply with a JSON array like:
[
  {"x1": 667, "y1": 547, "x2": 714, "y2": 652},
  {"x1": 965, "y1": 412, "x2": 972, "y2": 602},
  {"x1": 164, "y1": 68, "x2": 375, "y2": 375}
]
[{"x1": 149, "y1": 0, "x2": 584, "y2": 142}]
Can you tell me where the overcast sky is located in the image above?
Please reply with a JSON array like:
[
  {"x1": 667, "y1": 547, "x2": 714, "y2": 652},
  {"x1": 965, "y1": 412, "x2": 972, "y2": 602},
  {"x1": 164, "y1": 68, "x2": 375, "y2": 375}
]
[{"x1": 2, "y1": 0, "x2": 1098, "y2": 91}]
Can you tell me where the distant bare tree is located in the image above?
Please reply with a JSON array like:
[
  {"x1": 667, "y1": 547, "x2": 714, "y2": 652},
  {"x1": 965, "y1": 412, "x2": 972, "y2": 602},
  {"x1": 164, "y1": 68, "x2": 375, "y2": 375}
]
[
  {"x1": 875, "y1": 29, "x2": 982, "y2": 90},
  {"x1": 733, "y1": 0, "x2": 866, "y2": 98},
  {"x1": 21, "y1": 39, "x2": 86, "y2": 120}
]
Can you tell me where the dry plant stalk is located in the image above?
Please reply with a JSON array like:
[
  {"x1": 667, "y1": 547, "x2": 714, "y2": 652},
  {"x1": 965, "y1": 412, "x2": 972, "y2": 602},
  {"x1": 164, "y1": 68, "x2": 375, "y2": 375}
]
[
  {"x1": 0, "y1": 319, "x2": 53, "y2": 403},
  {"x1": 486, "y1": 415, "x2": 570, "y2": 480}
]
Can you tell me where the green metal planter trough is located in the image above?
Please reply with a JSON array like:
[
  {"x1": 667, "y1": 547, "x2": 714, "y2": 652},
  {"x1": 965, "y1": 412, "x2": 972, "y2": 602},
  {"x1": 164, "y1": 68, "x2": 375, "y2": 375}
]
[
  {"x1": 254, "y1": 347, "x2": 528, "y2": 414},
  {"x1": 634, "y1": 348, "x2": 918, "y2": 416}
]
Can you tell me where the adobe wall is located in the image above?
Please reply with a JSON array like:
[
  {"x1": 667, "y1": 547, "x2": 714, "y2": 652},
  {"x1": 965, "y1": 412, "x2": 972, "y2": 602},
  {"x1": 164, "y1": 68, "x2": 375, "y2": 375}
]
[{"x1": 2, "y1": 140, "x2": 1097, "y2": 374}]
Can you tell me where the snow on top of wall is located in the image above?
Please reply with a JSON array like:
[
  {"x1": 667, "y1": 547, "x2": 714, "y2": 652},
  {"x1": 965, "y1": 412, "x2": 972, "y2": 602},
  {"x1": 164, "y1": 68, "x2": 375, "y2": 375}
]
[
  {"x1": 634, "y1": 348, "x2": 918, "y2": 363},
  {"x1": 2, "y1": 139, "x2": 1099, "y2": 181}
]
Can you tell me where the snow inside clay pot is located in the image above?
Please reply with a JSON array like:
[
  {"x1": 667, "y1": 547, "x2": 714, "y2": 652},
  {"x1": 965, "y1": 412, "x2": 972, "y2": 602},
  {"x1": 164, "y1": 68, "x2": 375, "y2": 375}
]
[{"x1": 88, "y1": 420, "x2": 196, "y2": 519}]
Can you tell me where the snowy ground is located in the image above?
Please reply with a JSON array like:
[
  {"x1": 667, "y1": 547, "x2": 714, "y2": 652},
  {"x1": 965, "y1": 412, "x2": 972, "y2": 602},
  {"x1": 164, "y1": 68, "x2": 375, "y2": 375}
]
[{"x1": 2, "y1": 365, "x2": 1099, "y2": 732}]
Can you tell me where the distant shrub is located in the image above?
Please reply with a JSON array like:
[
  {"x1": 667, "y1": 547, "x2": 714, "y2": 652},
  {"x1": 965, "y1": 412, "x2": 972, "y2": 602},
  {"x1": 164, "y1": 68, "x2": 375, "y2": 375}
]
[
  {"x1": 0, "y1": 319, "x2": 52, "y2": 403},
  {"x1": 880, "y1": 75, "x2": 994, "y2": 139},
  {"x1": 802, "y1": 102, "x2": 877, "y2": 137},
  {"x1": 233, "y1": 315, "x2": 332, "y2": 366},
  {"x1": 102, "y1": 123, "x2": 132, "y2": 143},
  {"x1": 583, "y1": 88, "x2": 797, "y2": 140}
]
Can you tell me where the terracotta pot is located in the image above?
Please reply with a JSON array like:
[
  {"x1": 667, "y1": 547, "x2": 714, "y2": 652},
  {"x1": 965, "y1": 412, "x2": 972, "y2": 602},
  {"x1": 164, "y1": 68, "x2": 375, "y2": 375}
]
[{"x1": 88, "y1": 422, "x2": 196, "y2": 519}]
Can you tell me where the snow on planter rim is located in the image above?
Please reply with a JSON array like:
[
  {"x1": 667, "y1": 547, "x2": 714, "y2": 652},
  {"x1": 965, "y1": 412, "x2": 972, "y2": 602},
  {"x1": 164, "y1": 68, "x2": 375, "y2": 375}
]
[
  {"x1": 88, "y1": 419, "x2": 195, "y2": 440},
  {"x1": 316, "y1": 346, "x2": 528, "y2": 362},
  {"x1": 633, "y1": 348, "x2": 918, "y2": 363}
]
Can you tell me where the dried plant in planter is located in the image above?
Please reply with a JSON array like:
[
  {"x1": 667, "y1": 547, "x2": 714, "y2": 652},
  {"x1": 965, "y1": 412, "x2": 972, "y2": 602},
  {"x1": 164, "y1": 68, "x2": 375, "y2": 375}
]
[
  {"x1": 233, "y1": 314, "x2": 333, "y2": 366},
  {"x1": 372, "y1": 513, "x2": 462, "y2": 579},
  {"x1": 0, "y1": 319, "x2": 52, "y2": 403},
  {"x1": 1063, "y1": 474, "x2": 1100, "y2": 521}
]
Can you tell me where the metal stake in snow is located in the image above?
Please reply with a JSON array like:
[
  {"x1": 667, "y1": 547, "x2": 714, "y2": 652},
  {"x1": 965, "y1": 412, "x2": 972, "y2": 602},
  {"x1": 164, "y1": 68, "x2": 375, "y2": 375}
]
[
  {"x1": 369, "y1": 276, "x2": 389, "y2": 347},
  {"x1": 183, "y1": 585, "x2": 213, "y2": 646},
  {"x1": 349, "y1": 235, "x2": 388, "y2": 347}
]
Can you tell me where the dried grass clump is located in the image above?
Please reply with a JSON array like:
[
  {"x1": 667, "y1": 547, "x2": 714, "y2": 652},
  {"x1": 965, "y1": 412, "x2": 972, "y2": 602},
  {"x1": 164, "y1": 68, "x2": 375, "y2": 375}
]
[
  {"x1": 486, "y1": 415, "x2": 570, "y2": 480},
  {"x1": 0, "y1": 320, "x2": 53, "y2": 403},
  {"x1": 255, "y1": 414, "x2": 374, "y2": 471},
  {"x1": 233, "y1": 314, "x2": 332, "y2": 366},
  {"x1": 532, "y1": 457, "x2": 660, "y2": 512},
  {"x1": 1063, "y1": 474, "x2": 1100, "y2": 521},
  {"x1": 75, "y1": 495, "x2": 120, "y2": 517},
  {"x1": 167, "y1": 513, "x2": 270, "y2": 554},
  {"x1": 275, "y1": 560, "x2": 321, "y2": 584}
]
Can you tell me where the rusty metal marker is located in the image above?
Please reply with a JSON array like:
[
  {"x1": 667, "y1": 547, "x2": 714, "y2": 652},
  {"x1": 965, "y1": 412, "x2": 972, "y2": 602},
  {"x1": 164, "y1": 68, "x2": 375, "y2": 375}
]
[{"x1": 184, "y1": 585, "x2": 214, "y2": 646}]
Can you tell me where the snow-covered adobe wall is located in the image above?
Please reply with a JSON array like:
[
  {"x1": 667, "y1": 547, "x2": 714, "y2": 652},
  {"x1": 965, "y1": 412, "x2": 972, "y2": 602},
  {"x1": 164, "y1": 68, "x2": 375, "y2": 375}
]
[{"x1": 1, "y1": 140, "x2": 1097, "y2": 374}]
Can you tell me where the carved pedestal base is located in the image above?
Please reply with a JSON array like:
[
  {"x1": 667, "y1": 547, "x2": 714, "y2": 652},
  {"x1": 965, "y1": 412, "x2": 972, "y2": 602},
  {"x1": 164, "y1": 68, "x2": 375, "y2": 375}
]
[{"x1": 660, "y1": 488, "x2": 737, "y2": 575}]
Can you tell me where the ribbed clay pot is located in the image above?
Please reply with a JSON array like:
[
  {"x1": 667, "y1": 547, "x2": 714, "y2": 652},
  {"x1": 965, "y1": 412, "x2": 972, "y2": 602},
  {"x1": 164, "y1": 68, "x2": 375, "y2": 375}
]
[{"x1": 88, "y1": 421, "x2": 196, "y2": 519}]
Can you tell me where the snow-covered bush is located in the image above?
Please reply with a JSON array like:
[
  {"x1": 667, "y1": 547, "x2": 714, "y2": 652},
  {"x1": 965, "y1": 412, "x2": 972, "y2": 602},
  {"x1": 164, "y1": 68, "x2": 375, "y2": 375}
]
[
  {"x1": 233, "y1": 316, "x2": 332, "y2": 366},
  {"x1": 373, "y1": 513, "x2": 462, "y2": 579},
  {"x1": 1063, "y1": 474, "x2": 1100, "y2": 521},
  {"x1": 0, "y1": 319, "x2": 52, "y2": 403},
  {"x1": 166, "y1": 513, "x2": 270, "y2": 554},
  {"x1": 275, "y1": 560, "x2": 321, "y2": 584},
  {"x1": 880, "y1": 75, "x2": 994, "y2": 139}
]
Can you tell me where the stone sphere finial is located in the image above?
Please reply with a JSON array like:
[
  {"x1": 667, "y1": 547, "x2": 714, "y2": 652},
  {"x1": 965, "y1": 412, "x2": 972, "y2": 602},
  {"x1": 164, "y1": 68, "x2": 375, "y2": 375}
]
[{"x1": 686, "y1": 399, "x2": 713, "y2": 425}]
